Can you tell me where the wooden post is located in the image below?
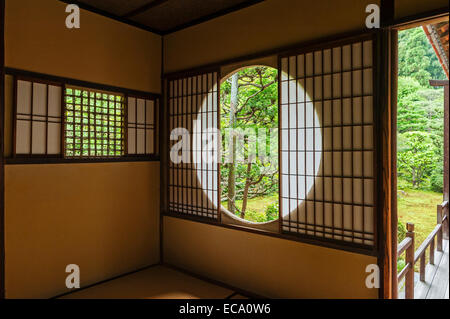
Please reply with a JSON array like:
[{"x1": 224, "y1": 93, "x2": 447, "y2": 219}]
[
  {"x1": 437, "y1": 205, "x2": 443, "y2": 252},
  {"x1": 419, "y1": 253, "x2": 425, "y2": 282},
  {"x1": 430, "y1": 237, "x2": 435, "y2": 265},
  {"x1": 444, "y1": 205, "x2": 449, "y2": 240},
  {"x1": 443, "y1": 83, "x2": 449, "y2": 228},
  {"x1": 405, "y1": 223, "x2": 415, "y2": 299},
  {"x1": 430, "y1": 80, "x2": 449, "y2": 239}
]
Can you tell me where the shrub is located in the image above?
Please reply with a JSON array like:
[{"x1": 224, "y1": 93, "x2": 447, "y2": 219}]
[
  {"x1": 397, "y1": 258, "x2": 406, "y2": 272},
  {"x1": 397, "y1": 132, "x2": 437, "y2": 189},
  {"x1": 430, "y1": 169, "x2": 443, "y2": 193},
  {"x1": 265, "y1": 202, "x2": 279, "y2": 221},
  {"x1": 242, "y1": 210, "x2": 267, "y2": 223},
  {"x1": 398, "y1": 220, "x2": 407, "y2": 243}
]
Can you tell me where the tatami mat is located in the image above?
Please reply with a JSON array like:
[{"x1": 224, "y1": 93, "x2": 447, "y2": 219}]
[{"x1": 61, "y1": 265, "x2": 236, "y2": 299}]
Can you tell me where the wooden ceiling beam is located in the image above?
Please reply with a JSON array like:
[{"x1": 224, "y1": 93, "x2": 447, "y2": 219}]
[{"x1": 381, "y1": 0, "x2": 395, "y2": 27}]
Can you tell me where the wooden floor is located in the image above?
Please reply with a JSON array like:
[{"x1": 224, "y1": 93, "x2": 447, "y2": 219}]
[{"x1": 399, "y1": 239, "x2": 449, "y2": 299}]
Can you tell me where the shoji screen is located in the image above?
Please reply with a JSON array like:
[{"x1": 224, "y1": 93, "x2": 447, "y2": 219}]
[
  {"x1": 127, "y1": 96, "x2": 158, "y2": 155},
  {"x1": 14, "y1": 78, "x2": 62, "y2": 156},
  {"x1": 279, "y1": 35, "x2": 376, "y2": 247},
  {"x1": 167, "y1": 71, "x2": 220, "y2": 220}
]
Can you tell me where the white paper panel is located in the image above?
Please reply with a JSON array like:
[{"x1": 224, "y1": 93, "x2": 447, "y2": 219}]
[
  {"x1": 280, "y1": 38, "x2": 375, "y2": 246},
  {"x1": 15, "y1": 79, "x2": 62, "y2": 156},
  {"x1": 146, "y1": 100, "x2": 154, "y2": 125},
  {"x1": 168, "y1": 72, "x2": 219, "y2": 220},
  {"x1": 33, "y1": 83, "x2": 47, "y2": 116},
  {"x1": 136, "y1": 129, "x2": 145, "y2": 154},
  {"x1": 127, "y1": 96, "x2": 158, "y2": 155},
  {"x1": 128, "y1": 98, "x2": 136, "y2": 123},
  {"x1": 128, "y1": 128, "x2": 136, "y2": 154},
  {"x1": 17, "y1": 80, "x2": 32, "y2": 114},
  {"x1": 137, "y1": 99, "x2": 145, "y2": 124},
  {"x1": 47, "y1": 123, "x2": 61, "y2": 154},
  {"x1": 48, "y1": 85, "x2": 61, "y2": 118},
  {"x1": 16, "y1": 120, "x2": 31, "y2": 154},
  {"x1": 31, "y1": 121, "x2": 46, "y2": 154}
]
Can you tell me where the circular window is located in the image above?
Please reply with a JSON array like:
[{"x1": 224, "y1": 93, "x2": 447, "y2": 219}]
[{"x1": 191, "y1": 65, "x2": 322, "y2": 227}]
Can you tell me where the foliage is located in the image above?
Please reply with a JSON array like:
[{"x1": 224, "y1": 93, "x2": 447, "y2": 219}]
[
  {"x1": 398, "y1": 27, "x2": 446, "y2": 86},
  {"x1": 222, "y1": 194, "x2": 278, "y2": 223},
  {"x1": 397, "y1": 220, "x2": 407, "y2": 243},
  {"x1": 397, "y1": 258, "x2": 406, "y2": 273},
  {"x1": 65, "y1": 88, "x2": 124, "y2": 157},
  {"x1": 265, "y1": 202, "x2": 279, "y2": 221},
  {"x1": 397, "y1": 27, "x2": 445, "y2": 191},
  {"x1": 429, "y1": 166, "x2": 444, "y2": 193},
  {"x1": 397, "y1": 132, "x2": 438, "y2": 188},
  {"x1": 220, "y1": 66, "x2": 279, "y2": 222},
  {"x1": 396, "y1": 27, "x2": 445, "y2": 274}
]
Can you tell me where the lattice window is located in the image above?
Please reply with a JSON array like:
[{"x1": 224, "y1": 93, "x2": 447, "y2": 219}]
[
  {"x1": 10, "y1": 72, "x2": 160, "y2": 161},
  {"x1": 279, "y1": 36, "x2": 376, "y2": 246},
  {"x1": 14, "y1": 78, "x2": 62, "y2": 156},
  {"x1": 64, "y1": 87, "x2": 125, "y2": 158},
  {"x1": 168, "y1": 71, "x2": 220, "y2": 220}
]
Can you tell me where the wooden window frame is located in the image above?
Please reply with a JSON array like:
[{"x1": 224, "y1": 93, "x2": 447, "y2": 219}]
[
  {"x1": 162, "y1": 32, "x2": 381, "y2": 257},
  {"x1": 126, "y1": 93, "x2": 159, "y2": 158},
  {"x1": 166, "y1": 69, "x2": 221, "y2": 222},
  {"x1": 12, "y1": 75, "x2": 63, "y2": 159},
  {"x1": 386, "y1": 11, "x2": 450, "y2": 300},
  {"x1": 278, "y1": 34, "x2": 377, "y2": 247},
  {"x1": 5, "y1": 68, "x2": 161, "y2": 164}
]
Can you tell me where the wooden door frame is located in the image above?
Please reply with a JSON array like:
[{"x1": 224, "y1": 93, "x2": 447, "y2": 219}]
[
  {"x1": 0, "y1": 0, "x2": 5, "y2": 300},
  {"x1": 383, "y1": 9, "x2": 450, "y2": 299}
]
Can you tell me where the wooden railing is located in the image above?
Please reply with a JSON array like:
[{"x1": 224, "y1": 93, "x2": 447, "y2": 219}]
[{"x1": 397, "y1": 200, "x2": 449, "y2": 299}]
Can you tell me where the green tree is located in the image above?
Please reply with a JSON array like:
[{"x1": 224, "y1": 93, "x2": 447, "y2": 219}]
[
  {"x1": 397, "y1": 74, "x2": 444, "y2": 191},
  {"x1": 398, "y1": 27, "x2": 446, "y2": 86},
  {"x1": 220, "y1": 66, "x2": 278, "y2": 221},
  {"x1": 398, "y1": 132, "x2": 437, "y2": 188}
]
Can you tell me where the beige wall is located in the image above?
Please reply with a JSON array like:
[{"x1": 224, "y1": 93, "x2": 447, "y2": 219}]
[
  {"x1": 5, "y1": 0, "x2": 161, "y2": 93},
  {"x1": 163, "y1": 216, "x2": 377, "y2": 299},
  {"x1": 3, "y1": 0, "x2": 162, "y2": 298},
  {"x1": 164, "y1": 0, "x2": 448, "y2": 73},
  {"x1": 163, "y1": 0, "x2": 380, "y2": 73},
  {"x1": 5, "y1": 162, "x2": 160, "y2": 299}
]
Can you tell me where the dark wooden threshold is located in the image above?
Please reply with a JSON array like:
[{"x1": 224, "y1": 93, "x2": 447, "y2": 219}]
[
  {"x1": 5, "y1": 68, "x2": 161, "y2": 100},
  {"x1": 163, "y1": 212, "x2": 377, "y2": 257}
]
